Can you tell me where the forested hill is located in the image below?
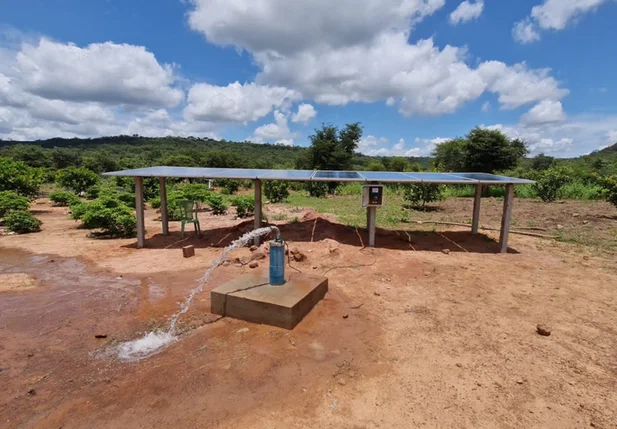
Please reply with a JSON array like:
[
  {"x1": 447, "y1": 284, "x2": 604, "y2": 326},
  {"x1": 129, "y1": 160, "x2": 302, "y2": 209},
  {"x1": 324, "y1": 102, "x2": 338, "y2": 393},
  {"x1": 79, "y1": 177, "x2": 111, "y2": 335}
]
[{"x1": 0, "y1": 136, "x2": 432, "y2": 172}]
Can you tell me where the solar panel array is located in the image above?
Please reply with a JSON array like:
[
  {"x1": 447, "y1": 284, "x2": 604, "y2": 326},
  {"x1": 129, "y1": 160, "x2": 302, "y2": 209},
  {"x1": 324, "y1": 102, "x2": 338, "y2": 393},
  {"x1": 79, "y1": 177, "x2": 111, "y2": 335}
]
[{"x1": 103, "y1": 166, "x2": 534, "y2": 184}]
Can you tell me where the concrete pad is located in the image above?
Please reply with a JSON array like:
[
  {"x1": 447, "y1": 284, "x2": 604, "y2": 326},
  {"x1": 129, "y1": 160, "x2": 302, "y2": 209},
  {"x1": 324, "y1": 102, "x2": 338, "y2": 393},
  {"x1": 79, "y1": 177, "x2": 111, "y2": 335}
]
[{"x1": 211, "y1": 273, "x2": 328, "y2": 329}]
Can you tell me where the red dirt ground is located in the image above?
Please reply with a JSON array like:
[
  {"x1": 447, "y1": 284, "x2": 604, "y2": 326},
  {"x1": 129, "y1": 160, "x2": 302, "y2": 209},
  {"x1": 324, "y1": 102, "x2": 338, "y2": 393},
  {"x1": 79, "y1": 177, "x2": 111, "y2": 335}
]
[{"x1": 1, "y1": 200, "x2": 617, "y2": 428}]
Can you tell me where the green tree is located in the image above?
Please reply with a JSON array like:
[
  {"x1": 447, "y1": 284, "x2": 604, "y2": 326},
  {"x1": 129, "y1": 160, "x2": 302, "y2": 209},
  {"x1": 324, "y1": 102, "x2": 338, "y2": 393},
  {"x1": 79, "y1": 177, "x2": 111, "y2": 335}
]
[
  {"x1": 531, "y1": 153, "x2": 556, "y2": 171},
  {"x1": 388, "y1": 157, "x2": 409, "y2": 172},
  {"x1": 533, "y1": 167, "x2": 572, "y2": 203},
  {"x1": 0, "y1": 191, "x2": 30, "y2": 217},
  {"x1": 264, "y1": 181, "x2": 289, "y2": 203},
  {"x1": 56, "y1": 167, "x2": 100, "y2": 194},
  {"x1": 403, "y1": 184, "x2": 444, "y2": 209},
  {"x1": 51, "y1": 148, "x2": 82, "y2": 169},
  {"x1": 4, "y1": 144, "x2": 51, "y2": 168},
  {"x1": 0, "y1": 157, "x2": 42, "y2": 198},
  {"x1": 433, "y1": 138, "x2": 466, "y2": 172},
  {"x1": 367, "y1": 161, "x2": 386, "y2": 171}
]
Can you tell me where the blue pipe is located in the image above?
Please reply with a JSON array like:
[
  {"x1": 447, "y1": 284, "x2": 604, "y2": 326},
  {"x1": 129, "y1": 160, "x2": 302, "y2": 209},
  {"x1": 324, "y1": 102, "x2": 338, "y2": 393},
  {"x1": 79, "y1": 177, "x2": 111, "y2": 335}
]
[{"x1": 269, "y1": 226, "x2": 285, "y2": 285}]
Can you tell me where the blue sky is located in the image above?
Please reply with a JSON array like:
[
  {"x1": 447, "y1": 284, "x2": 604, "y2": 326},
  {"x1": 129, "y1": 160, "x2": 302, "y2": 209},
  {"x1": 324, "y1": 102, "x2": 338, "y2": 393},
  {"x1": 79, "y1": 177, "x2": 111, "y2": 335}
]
[{"x1": 1, "y1": 0, "x2": 616, "y2": 157}]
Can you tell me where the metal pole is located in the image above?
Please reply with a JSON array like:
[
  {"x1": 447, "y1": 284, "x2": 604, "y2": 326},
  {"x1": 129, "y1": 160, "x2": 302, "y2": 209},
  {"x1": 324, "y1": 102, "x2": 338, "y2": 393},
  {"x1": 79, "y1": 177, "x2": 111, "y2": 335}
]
[
  {"x1": 159, "y1": 177, "x2": 168, "y2": 236},
  {"x1": 367, "y1": 206, "x2": 377, "y2": 247},
  {"x1": 499, "y1": 184, "x2": 515, "y2": 253},
  {"x1": 254, "y1": 179, "x2": 262, "y2": 246},
  {"x1": 472, "y1": 183, "x2": 482, "y2": 234},
  {"x1": 135, "y1": 177, "x2": 145, "y2": 249}
]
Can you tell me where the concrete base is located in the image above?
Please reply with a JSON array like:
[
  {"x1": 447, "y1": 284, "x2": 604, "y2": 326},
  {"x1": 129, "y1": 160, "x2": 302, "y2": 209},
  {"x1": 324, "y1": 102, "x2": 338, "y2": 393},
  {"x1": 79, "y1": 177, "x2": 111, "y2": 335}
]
[{"x1": 211, "y1": 273, "x2": 328, "y2": 329}]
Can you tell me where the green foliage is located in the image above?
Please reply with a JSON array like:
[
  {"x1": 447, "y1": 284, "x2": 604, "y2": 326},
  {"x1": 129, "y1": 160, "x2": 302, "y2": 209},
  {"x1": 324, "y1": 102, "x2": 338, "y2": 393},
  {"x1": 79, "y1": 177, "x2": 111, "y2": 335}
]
[
  {"x1": 205, "y1": 193, "x2": 227, "y2": 215},
  {"x1": 298, "y1": 123, "x2": 362, "y2": 175},
  {"x1": 2, "y1": 144, "x2": 51, "y2": 168},
  {"x1": 0, "y1": 191, "x2": 30, "y2": 217},
  {"x1": 559, "y1": 182, "x2": 604, "y2": 200},
  {"x1": 337, "y1": 182, "x2": 363, "y2": 196},
  {"x1": 175, "y1": 183, "x2": 211, "y2": 202},
  {"x1": 85, "y1": 185, "x2": 101, "y2": 200},
  {"x1": 531, "y1": 153, "x2": 556, "y2": 171},
  {"x1": 51, "y1": 148, "x2": 82, "y2": 169},
  {"x1": 367, "y1": 161, "x2": 386, "y2": 171},
  {"x1": 264, "y1": 181, "x2": 289, "y2": 203},
  {"x1": 533, "y1": 167, "x2": 573, "y2": 203},
  {"x1": 69, "y1": 201, "x2": 88, "y2": 220},
  {"x1": 149, "y1": 196, "x2": 161, "y2": 209},
  {"x1": 304, "y1": 181, "x2": 329, "y2": 198},
  {"x1": 56, "y1": 167, "x2": 100, "y2": 194},
  {"x1": 388, "y1": 157, "x2": 409, "y2": 172},
  {"x1": 434, "y1": 129, "x2": 527, "y2": 173},
  {"x1": 49, "y1": 189, "x2": 82, "y2": 207},
  {"x1": 597, "y1": 175, "x2": 617, "y2": 208},
  {"x1": 0, "y1": 157, "x2": 42, "y2": 198},
  {"x1": 403, "y1": 184, "x2": 444, "y2": 209},
  {"x1": 72, "y1": 195, "x2": 136, "y2": 237},
  {"x1": 231, "y1": 196, "x2": 255, "y2": 218},
  {"x1": 4, "y1": 210, "x2": 41, "y2": 234},
  {"x1": 217, "y1": 179, "x2": 241, "y2": 195},
  {"x1": 165, "y1": 191, "x2": 188, "y2": 221}
]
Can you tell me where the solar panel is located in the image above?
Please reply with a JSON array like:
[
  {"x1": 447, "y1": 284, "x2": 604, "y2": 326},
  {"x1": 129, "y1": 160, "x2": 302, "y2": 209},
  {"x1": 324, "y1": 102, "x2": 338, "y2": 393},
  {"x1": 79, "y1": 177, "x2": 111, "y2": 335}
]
[
  {"x1": 359, "y1": 172, "x2": 421, "y2": 182},
  {"x1": 406, "y1": 173, "x2": 478, "y2": 183},
  {"x1": 447, "y1": 173, "x2": 535, "y2": 184},
  {"x1": 313, "y1": 171, "x2": 363, "y2": 180},
  {"x1": 198, "y1": 169, "x2": 273, "y2": 179},
  {"x1": 258, "y1": 170, "x2": 315, "y2": 180}
]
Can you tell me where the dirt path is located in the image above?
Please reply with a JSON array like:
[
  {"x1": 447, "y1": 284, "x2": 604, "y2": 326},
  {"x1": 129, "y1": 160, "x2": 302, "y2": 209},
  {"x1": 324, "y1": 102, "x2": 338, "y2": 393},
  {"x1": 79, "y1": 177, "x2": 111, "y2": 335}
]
[{"x1": 1, "y1": 201, "x2": 617, "y2": 428}]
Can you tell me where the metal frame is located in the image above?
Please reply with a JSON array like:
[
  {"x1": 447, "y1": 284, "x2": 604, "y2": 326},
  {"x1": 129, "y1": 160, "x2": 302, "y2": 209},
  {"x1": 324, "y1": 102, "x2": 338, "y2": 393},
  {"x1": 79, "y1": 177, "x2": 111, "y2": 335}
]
[{"x1": 103, "y1": 167, "x2": 532, "y2": 252}]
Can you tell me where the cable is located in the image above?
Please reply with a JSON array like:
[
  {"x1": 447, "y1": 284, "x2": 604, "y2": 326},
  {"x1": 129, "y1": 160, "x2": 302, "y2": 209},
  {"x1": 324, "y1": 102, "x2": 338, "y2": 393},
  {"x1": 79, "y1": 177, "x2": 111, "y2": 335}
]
[
  {"x1": 284, "y1": 241, "x2": 303, "y2": 274},
  {"x1": 321, "y1": 247, "x2": 378, "y2": 276}
]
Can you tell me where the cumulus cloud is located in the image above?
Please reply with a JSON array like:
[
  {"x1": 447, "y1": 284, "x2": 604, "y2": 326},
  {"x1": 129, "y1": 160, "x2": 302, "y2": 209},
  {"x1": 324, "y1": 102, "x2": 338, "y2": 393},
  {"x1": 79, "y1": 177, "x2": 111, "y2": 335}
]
[
  {"x1": 15, "y1": 39, "x2": 183, "y2": 107},
  {"x1": 513, "y1": 0, "x2": 614, "y2": 43},
  {"x1": 184, "y1": 81, "x2": 300, "y2": 124},
  {"x1": 521, "y1": 100, "x2": 566, "y2": 125},
  {"x1": 187, "y1": 0, "x2": 567, "y2": 118},
  {"x1": 292, "y1": 103, "x2": 317, "y2": 124},
  {"x1": 449, "y1": 1, "x2": 484, "y2": 25},
  {"x1": 357, "y1": 135, "x2": 446, "y2": 156},
  {"x1": 251, "y1": 110, "x2": 295, "y2": 145}
]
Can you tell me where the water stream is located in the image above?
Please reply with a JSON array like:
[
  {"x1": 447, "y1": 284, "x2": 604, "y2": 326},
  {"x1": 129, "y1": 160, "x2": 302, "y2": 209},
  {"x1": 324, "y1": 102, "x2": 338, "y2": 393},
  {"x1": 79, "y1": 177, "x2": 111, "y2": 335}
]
[{"x1": 114, "y1": 226, "x2": 276, "y2": 361}]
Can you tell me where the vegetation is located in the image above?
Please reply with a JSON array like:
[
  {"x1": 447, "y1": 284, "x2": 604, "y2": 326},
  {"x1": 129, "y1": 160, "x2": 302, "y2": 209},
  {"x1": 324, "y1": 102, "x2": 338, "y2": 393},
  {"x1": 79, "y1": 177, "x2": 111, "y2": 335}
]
[
  {"x1": 56, "y1": 167, "x2": 100, "y2": 194},
  {"x1": 0, "y1": 191, "x2": 30, "y2": 217},
  {"x1": 231, "y1": 196, "x2": 255, "y2": 218},
  {"x1": 597, "y1": 175, "x2": 617, "y2": 208},
  {"x1": 264, "y1": 180, "x2": 289, "y2": 203},
  {"x1": 402, "y1": 184, "x2": 444, "y2": 209},
  {"x1": 71, "y1": 195, "x2": 136, "y2": 237},
  {"x1": 4, "y1": 210, "x2": 42, "y2": 234},
  {"x1": 50, "y1": 189, "x2": 82, "y2": 206},
  {"x1": 533, "y1": 167, "x2": 573, "y2": 203},
  {"x1": 205, "y1": 193, "x2": 227, "y2": 215},
  {"x1": 0, "y1": 157, "x2": 41, "y2": 198}
]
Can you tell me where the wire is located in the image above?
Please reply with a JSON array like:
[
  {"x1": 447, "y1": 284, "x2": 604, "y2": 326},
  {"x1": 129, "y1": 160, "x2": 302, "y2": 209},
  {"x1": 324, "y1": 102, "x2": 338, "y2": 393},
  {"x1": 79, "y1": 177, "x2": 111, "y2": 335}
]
[
  {"x1": 321, "y1": 247, "x2": 378, "y2": 276},
  {"x1": 284, "y1": 241, "x2": 303, "y2": 274}
]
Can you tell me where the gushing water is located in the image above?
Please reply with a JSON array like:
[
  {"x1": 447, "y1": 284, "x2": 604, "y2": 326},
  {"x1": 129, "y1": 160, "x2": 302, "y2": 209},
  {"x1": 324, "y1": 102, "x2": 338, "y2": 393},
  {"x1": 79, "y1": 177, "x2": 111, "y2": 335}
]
[{"x1": 113, "y1": 226, "x2": 276, "y2": 361}]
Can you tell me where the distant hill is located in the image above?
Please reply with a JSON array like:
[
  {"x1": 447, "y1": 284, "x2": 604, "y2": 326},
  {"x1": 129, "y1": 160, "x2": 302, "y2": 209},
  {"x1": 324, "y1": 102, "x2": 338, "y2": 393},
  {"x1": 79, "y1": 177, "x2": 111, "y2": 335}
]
[{"x1": 598, "y1": 142, "x2": 617, "y2": 154}]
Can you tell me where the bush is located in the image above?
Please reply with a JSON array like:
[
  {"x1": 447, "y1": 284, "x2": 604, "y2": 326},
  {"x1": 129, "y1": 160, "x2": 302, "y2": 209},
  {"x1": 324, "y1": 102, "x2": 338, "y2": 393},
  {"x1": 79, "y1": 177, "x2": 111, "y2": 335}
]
[
  {"x1": 305, "y1": 181, "x2": 328, "y2": 198},
  {"x1": 0, "y1": 191, "x2": 30, "y2": 217},
  {"x1": 69, "y1": 201, "x2": 88, "y2": 220},
  {"x1": 0, "y1": 157, "x2": 42, "y2": 198},
  {"x1": 559, "y1": 182, "x2": 604, "y2": 200},
  {"x1": 337, "y1": 182, "x2": 363, "y2": 196},
  {"x1": 217, "y1": 179, "x2": 241, "y2": 195},
  {"x1": 56, "y1": 167, "x2": 100, "y2": 194},
  {"x1": 264, "y1": 181, "x2": 289, "y2": 203},
  {"x1": 231, "y1": 196, "x2": 255, "y2": 218},
  {"x1": 176, "y1": 183, "x2": 212, "y2": 202},
  {"x1": 77, "y1": 199, "x2": 136, "y2": 237},
  {"x1": 533, "y1": 167, "x2": 572, "y2": 203},
  {"x1": 206, "y1": 193, "x2": 228, "y2": 215},
  {"x1": 85, "y1": 185, "x2": 101, "y2": 200},
  {"x1": 598, "y1": 175, "x2": 617, "y2": 208},
  {"x1": 4, "y1": 210, "x2": 41, "y2": 234},
  {"x1": 50, "y1": 189, "x2": 82, "y2": 207},
  {"x1": 149, "y1": 196, "x2": 162, "y2": 209},
  {"x1": 403, "y1": 184, "x2": 444, "y2": 209}
]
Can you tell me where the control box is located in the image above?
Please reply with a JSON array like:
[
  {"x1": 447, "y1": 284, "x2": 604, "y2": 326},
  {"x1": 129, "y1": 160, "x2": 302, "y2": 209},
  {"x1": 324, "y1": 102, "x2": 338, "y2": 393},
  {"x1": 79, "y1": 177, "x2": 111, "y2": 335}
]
[{"x1": 362, "y1": 185, "x2": 384, "y2": 208}]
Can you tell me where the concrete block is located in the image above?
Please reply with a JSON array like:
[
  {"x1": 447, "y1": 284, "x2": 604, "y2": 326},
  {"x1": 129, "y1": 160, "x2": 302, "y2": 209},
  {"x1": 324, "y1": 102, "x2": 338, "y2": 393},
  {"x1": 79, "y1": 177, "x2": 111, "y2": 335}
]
[
  {"x1": 211, "y1": 273, "x2": 328, "y2": 329},
  {"x1": 183, "y1": 245, "x2": 195, "y2": 258}
]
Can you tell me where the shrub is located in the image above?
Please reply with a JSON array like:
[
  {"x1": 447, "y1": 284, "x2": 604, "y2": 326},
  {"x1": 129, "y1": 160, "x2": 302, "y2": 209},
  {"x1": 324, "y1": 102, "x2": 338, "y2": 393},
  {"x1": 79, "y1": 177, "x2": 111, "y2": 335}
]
[
  {"x1": 176, "y1": 183, "x2": 212, "y2": 202},
  {"x1": 337, "y1": 182, "x2": 363, "y2": 196},
  {"x1": 231, "y1": 196, "x2": 255, "y2": 218},
  {"x1": 69, "y1": 201, "x2": 88, "y2": 220},
  {"x1": 206, "y1": 193, "x2": 228, "y2": 215},
  {"x1": 0, "y1": 191, "x2": 30, "y2": 217},
  {"x1": 4, "y1": 210, "x2": 41, "y2": 234},
  {"x1": 559, "y1": 182, "x2": 604, "y2": 200},
  {"x1": 149, "y1": 196, "x2": 161, "y2": 209},
  {"x1": 85, "y1": 185, "x2": 101, "y2": 200},
  {"x1": 217, "y1": 179, "x2": 241, "y2": 195},
  {"x1": 56, "y1": 167, "x2": 100, "y2": 194},
  {"x1": 0, "y1": 157, "x2": 42, "y2": 198},
  {"x1": 50, "y1": 189, "x2": 81, "y2": 206},
  {"x1": 403, "y1": 184, "x2": 444, "y2": 209},
  {"x1": 78, "y1": 199, "x2": 136, "y2": 237},
  {"x1": 264, "y1": 181, "x2": 289, "y2": 203},
  {"x1": 305, "y1": 181, "x2": 328, "y2": 198},
  {"x1": 533, "y1": 167, "x2": 572, "y2": 203},
  {"x1": 598, "y1": 175, "x2": 617, "y2": 208}
]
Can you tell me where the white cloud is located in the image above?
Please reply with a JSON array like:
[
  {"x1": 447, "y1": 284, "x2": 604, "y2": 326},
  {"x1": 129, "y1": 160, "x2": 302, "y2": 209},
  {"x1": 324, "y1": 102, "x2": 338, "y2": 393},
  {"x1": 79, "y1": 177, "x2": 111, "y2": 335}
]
[
  {"x1": 251, "y1": 110, "x2": 295, "y2": 145},
  {"x1": 513, "y1": 0, "x2": 614, "y2": 43},
  {"x1": 450, "y1": 1, "x2": 484, "y2": 25},
  {"x1": 513, "y1": 19, "x2": 541, "y2": 44},
  {"x1": 482, "y1": 101, "x2": 490, "y2": 112},
  {"x1": 357, "y1": 135, "x2": 446, "y2": 156},
  {"x1": 292, "y1": 103, "x2": 317, "y2": 124},
  {"x1": 607, "y1": 130, "x2": 617, "y2": 144},
  {"x1": 521, "y1": 100, "x2": 566, "y2": 125},
  {"x1": 15, "y1": 39, "x2": 183, "y2": 107},
  {"x1": 358, "y1": 135, "x2": 389, "y2": 152},
  {"x1": 184, "y1": 81, "x2": 300, "y2": 124},
  {"x1": 528, "y1": 138, "x2": 573, "y2": 154},
  {"x1": 188, "y1": 0, "x2": 567, "y2": 118}
]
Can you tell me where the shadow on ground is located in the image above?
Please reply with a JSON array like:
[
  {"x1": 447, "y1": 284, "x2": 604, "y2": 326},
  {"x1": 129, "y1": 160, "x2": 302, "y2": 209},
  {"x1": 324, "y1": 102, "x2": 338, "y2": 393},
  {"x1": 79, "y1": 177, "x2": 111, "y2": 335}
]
[{"x1": 126, "y1": 216, "x2": 517, "y2": 254}]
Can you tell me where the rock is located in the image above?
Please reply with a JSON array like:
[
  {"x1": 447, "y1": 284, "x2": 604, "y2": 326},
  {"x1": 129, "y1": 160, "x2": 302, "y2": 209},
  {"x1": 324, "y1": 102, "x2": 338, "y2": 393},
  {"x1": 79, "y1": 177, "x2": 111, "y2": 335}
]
[
  {"x1": 572, "y1": 213, "x2": 580, "y2": 218},
  {"x1": 337, "y1": 378, "x2": 346, "y2": 386},
  {"x1": 250, "y1": 251, "x2": 266, "y2": 261},
  {"x1": 222, "y1": 260, "x2": 230, "y2": 266},
  {"x1": 312, "y1": 266, "x2": 318, "y2": 270},
  {"x1": 249, "y1": 262, "x2": 259, "y2": 269},
  {"x1": 442, "y1": 249, "x2": 451, "y2": 255},
  {"x1": 342, "y1": 314, "x2": 349, "y2": 319},
  {"x1": 583, "y1": 256, "x2": 590, "y2": 261},
  {"x1": 291, "y1": 248, "x2": 307, "y2": 262},
  {"x1": 249, "y1": 245, "x2": 258, "y2": 252},
  {"x1": 557, "y1": 224, "x2": 564, "y2": 230},
  {"x1": 455, "y1": 363, "x2": 463, "y2": 368},
  {"x1": 373, "y1": 290, "x2": 381, "y2": 297},
  {"x1": 536, "y1": 324, "x2": 552, "y2": 336},
  {"x1": 94, "y1": 334, "x2": 107, "y2": 339},
  {"x1": 516, "y1": 379, "x2": 525, "y2": 385},
  {"x1": 27, "y1": 389, "x2": 36, "y2": 396},
  {"x1": 582, "y1": 220, "x2": 589, "y2": 225},
  {"x1": 236, "y1": 328, "x2": 249, "y2": 333}
]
